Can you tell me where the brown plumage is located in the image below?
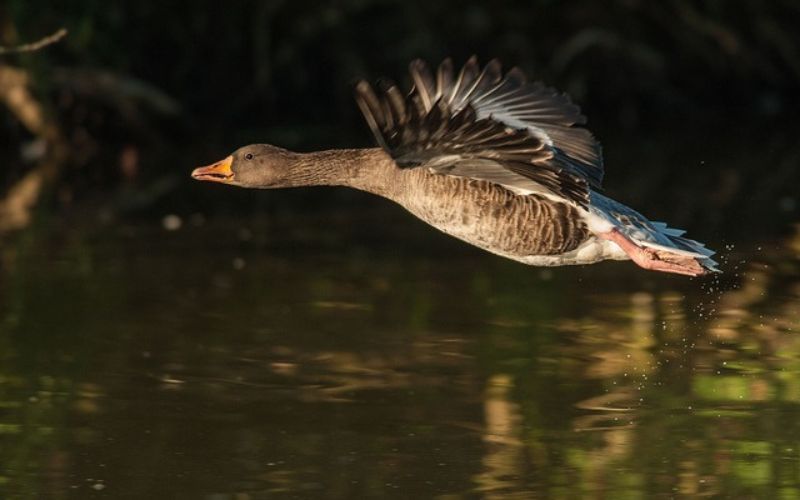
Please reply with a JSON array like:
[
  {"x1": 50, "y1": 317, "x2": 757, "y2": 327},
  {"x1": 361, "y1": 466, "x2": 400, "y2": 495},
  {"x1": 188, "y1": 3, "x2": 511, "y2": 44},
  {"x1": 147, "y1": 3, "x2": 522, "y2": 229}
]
[
  {"x1": 192, "y1": 57, "x2": 719, "y2": 276},
  {"x1": 396, "y1": 168, "x2": 589, "y2": 256}
]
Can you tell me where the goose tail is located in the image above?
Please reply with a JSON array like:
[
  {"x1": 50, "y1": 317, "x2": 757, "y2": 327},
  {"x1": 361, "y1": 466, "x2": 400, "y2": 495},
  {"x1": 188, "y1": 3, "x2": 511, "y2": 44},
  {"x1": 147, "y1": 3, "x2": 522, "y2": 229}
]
[{"x1": 588, "y1": 192, "x2": 720, "y2": 276}]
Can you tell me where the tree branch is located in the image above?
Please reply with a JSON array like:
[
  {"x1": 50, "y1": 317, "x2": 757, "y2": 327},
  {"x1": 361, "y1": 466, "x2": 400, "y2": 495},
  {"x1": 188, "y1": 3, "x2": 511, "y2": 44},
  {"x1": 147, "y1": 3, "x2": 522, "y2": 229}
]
[
  {"x1": 0, "y1": 66, "x2": 68, "y2": 234},
  {"x1": 0, "y1": 28, "x2": 68, "y2": 55}
]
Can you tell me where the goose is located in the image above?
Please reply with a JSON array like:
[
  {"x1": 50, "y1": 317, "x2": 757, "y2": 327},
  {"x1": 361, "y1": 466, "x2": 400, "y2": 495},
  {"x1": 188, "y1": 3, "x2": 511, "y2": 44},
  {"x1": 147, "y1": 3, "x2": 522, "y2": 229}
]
[{"x1": 192, "y1": 57, "x2": 718, "y2": 276}]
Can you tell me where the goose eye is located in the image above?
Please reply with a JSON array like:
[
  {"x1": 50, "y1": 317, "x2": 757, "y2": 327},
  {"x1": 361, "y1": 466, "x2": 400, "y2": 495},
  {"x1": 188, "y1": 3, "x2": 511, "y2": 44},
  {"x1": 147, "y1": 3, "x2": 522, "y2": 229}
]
[{"x1": 244, "y1": 153, "x2": 254, "y2": 160}]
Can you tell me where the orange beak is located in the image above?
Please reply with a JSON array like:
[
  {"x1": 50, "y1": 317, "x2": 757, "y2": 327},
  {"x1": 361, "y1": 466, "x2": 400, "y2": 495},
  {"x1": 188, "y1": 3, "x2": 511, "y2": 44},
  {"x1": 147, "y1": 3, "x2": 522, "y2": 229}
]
[{"x1": 191, "y1": 156, "x2": 234, "y2": 183}]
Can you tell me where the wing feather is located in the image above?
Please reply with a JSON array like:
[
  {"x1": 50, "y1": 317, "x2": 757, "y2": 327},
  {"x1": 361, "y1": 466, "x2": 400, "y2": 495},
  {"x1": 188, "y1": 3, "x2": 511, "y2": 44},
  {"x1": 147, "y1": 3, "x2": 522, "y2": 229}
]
[{"x1": 355, "y1": 57, "x2": 604, "y2": 206}]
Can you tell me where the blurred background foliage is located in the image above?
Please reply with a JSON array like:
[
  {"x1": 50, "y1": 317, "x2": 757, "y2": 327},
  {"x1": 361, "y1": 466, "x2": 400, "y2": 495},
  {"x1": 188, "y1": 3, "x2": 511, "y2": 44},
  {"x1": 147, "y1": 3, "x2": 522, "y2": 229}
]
[{"x1": 1, "y1": 0, "x2": 799, "y2": 239}]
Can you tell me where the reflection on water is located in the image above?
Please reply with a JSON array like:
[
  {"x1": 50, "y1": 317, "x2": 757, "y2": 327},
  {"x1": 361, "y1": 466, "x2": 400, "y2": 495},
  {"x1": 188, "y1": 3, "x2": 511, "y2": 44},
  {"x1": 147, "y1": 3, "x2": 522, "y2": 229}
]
[{"x1": 2, "y1": 215, "x2": 800, "y2": 498}]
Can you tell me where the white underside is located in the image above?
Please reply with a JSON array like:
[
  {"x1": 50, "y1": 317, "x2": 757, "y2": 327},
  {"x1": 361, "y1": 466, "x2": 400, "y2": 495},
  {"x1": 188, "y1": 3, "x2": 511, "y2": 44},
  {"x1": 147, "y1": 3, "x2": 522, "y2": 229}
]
[{"x1": 492, "y1": 235, "x2": 628, "y2": 267}]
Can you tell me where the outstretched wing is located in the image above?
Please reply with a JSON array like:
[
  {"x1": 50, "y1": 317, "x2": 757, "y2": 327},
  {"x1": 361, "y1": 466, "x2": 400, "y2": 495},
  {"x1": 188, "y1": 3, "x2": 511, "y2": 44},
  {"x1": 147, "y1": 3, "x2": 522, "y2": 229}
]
[
  {"x1": 354, "y1": 57, "x2": 604, "y2": 207},
  {"x1": 408, "y1": 57, "x2": 603, "y2": 186}
]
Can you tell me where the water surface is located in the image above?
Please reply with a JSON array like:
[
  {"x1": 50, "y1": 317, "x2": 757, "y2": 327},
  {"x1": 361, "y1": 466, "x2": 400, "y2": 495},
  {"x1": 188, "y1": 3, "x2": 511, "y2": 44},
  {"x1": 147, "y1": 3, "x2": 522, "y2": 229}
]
[{"x1": 1, "y1": 209, "x2": 799, "y2": 498}]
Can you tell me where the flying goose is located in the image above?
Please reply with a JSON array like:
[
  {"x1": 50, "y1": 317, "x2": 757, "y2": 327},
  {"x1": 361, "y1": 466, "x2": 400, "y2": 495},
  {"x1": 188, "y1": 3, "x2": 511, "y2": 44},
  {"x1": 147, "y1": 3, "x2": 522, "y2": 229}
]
[{"x1": 192, "y1": 57, "x2": 718, "y2": 276}]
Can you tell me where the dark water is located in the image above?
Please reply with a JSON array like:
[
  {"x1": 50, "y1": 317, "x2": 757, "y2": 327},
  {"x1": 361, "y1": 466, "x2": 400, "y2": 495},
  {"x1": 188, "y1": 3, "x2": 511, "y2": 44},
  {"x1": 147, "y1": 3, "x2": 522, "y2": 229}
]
[{"x1": 1, "y1": 207, "x2": 799, "y2": 499}]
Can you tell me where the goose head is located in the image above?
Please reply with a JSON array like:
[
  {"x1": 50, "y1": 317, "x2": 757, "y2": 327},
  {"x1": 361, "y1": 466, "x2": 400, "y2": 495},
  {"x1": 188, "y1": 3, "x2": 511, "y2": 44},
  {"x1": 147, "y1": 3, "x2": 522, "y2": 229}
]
[{"x1": 192, "y1": 144, "x2": 299, "y2": 189}]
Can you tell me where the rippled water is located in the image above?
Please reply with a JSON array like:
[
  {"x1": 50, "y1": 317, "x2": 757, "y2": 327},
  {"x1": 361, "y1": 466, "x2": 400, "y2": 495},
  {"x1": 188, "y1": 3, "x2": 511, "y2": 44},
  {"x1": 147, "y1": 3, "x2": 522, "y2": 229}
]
[{"x1": 1, "y1": 209, "x2": 799, "y2": 498}]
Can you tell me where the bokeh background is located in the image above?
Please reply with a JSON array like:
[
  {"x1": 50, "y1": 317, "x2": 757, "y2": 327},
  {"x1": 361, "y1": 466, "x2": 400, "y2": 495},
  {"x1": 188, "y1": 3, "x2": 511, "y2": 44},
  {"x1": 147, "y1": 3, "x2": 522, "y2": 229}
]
[
  {"x1": 2, "y1": 0, "x2": 800, "y2": 237},
  {"x1": 3, "y1": 2, "x2": 800, "y2": 499}
]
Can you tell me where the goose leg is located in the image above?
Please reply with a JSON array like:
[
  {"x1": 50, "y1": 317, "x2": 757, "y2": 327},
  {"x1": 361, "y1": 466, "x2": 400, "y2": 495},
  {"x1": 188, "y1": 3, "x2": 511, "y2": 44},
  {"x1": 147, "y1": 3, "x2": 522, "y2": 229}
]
[{"x1": 597, "y1": 228, "x2": 705, "y2": 277}]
